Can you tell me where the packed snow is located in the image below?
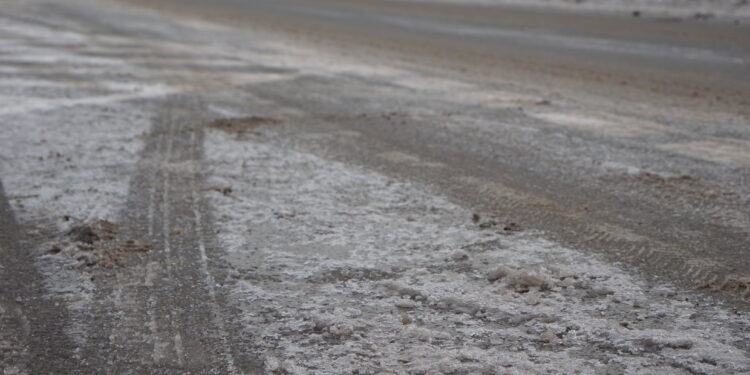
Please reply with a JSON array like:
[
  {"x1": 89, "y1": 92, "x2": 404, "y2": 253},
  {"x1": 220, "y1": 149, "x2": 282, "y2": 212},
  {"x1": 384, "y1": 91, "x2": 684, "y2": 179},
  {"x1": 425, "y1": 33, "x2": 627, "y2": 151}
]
[{"x1": 204, "y1": 126, "x2": 750, "y2": 374}]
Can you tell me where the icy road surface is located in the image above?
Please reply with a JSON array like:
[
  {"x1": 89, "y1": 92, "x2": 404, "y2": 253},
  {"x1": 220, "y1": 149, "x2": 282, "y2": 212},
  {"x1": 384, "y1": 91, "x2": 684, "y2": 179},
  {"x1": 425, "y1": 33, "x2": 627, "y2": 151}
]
[{"x1": 0, "y1": 0, "x2": 749, "y2": 373}]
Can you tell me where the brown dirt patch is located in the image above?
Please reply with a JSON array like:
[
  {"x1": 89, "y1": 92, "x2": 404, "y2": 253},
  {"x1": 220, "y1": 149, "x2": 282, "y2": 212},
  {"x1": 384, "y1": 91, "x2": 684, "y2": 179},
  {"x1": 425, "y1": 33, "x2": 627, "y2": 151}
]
[
  {"x1": 69, "y1": 220, "x2": 117, "y2": 244},
  {"x1": 207, "y1": 116, "x2": 284, "y2": 134},
  {"x1": 65, "y1": 220, "x2": 153, "y2": 268},
  {"x1": 630, "y1": 171, "x2": 695, "y2": 186}
]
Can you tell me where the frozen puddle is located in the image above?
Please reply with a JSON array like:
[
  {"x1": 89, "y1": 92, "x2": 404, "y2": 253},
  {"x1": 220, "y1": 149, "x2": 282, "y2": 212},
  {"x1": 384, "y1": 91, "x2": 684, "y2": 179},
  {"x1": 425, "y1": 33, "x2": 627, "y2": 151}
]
[{"x1": 204, "y1": 128, "x2": 749, "y2": 374}]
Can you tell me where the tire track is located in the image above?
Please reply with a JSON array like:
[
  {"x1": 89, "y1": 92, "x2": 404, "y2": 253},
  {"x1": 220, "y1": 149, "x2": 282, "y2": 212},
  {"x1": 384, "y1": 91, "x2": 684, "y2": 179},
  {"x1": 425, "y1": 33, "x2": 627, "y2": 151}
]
[
  {"x1": 82, "y1": 97, "x2": 261, "y2": 373},
  {"x1": 157, "y1": 113, "x2": 186, "y2": 367},
  {"x1": 188, "y1": 127, "x2": 239, "y2": 374},
  {"x1": 243, "y1": 82, "x2": 750, "y2": 305},
  {"x1": 0, "y1": 7, "x2": 268, "y2": 370},
  {"x1": 0, "y1": 180, "x2": 80, "y2": 373}
]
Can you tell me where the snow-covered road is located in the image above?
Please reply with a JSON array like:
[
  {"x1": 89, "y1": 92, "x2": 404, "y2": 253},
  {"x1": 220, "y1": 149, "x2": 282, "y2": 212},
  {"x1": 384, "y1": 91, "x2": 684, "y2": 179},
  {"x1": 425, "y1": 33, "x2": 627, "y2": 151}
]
[{"x1": 0, "y1": 0, "x2": 748, "y2": 373}]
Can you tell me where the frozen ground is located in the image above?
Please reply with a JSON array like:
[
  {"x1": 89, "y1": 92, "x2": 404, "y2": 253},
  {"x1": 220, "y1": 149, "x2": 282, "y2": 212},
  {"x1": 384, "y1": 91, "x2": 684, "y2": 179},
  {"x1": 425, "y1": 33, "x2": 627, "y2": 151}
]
[
  {"x1": 0, "y1": 0, "x2": 748, "y2": 373},
  {"x1": 0, "y1": 10, "x2": 162, "y2": 370},
  {"x1": 203, "y1": 126, "x2": 750, "y2": 374}
]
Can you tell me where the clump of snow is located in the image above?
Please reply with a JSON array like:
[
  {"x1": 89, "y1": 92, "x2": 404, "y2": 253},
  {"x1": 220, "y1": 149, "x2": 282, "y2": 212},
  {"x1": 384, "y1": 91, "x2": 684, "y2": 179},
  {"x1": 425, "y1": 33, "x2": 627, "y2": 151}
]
[
  {"x1": 487, "y1": 265, "x2": 513, "y2": 282},
  {"x1": 205, "y1": 128, "x2": 750, "y2": 374},
  {"x1": 505, "y1": 268, "x2": 553, "y2": 292}
]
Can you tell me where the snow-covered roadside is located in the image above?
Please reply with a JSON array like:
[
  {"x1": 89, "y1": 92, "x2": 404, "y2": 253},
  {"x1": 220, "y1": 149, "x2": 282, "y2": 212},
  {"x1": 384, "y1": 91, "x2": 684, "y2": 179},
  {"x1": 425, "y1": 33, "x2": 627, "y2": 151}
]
[
  {"x1": 0, "y1": 11, "x2": 157, "y2": 345},
  {"x1": 204, "y1": 127, "x2": 750, "y2": 374},
  {"x1": 397, "y1": 0, "x2": 750, "y2": 23}
]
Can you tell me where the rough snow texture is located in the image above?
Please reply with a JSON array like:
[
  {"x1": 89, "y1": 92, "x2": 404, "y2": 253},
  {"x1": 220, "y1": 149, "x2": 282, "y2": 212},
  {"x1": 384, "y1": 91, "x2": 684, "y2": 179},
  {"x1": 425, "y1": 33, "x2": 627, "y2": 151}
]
[
  {"x1": 1, "y1": 1, "x2": 749, "y2": 373},
  {"x1": 205, "y1": 128, "x2": 750, "y2": 374},
  {"x1": 0, "y1": 10, "x2": 155, "y2": 347}
]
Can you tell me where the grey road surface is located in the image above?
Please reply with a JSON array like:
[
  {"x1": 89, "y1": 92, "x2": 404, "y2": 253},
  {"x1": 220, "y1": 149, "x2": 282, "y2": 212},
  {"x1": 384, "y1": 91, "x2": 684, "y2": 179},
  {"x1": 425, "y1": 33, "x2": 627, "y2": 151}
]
[
  {"x1": 0, "y1": 0, "x2": 749, "y2": 373},
  {"x1": 134, "y1": 0, "x2": 750, "y2": 114},
  {"x1": 121, "y1": 0, "x2": 750, "y2": 298}
]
